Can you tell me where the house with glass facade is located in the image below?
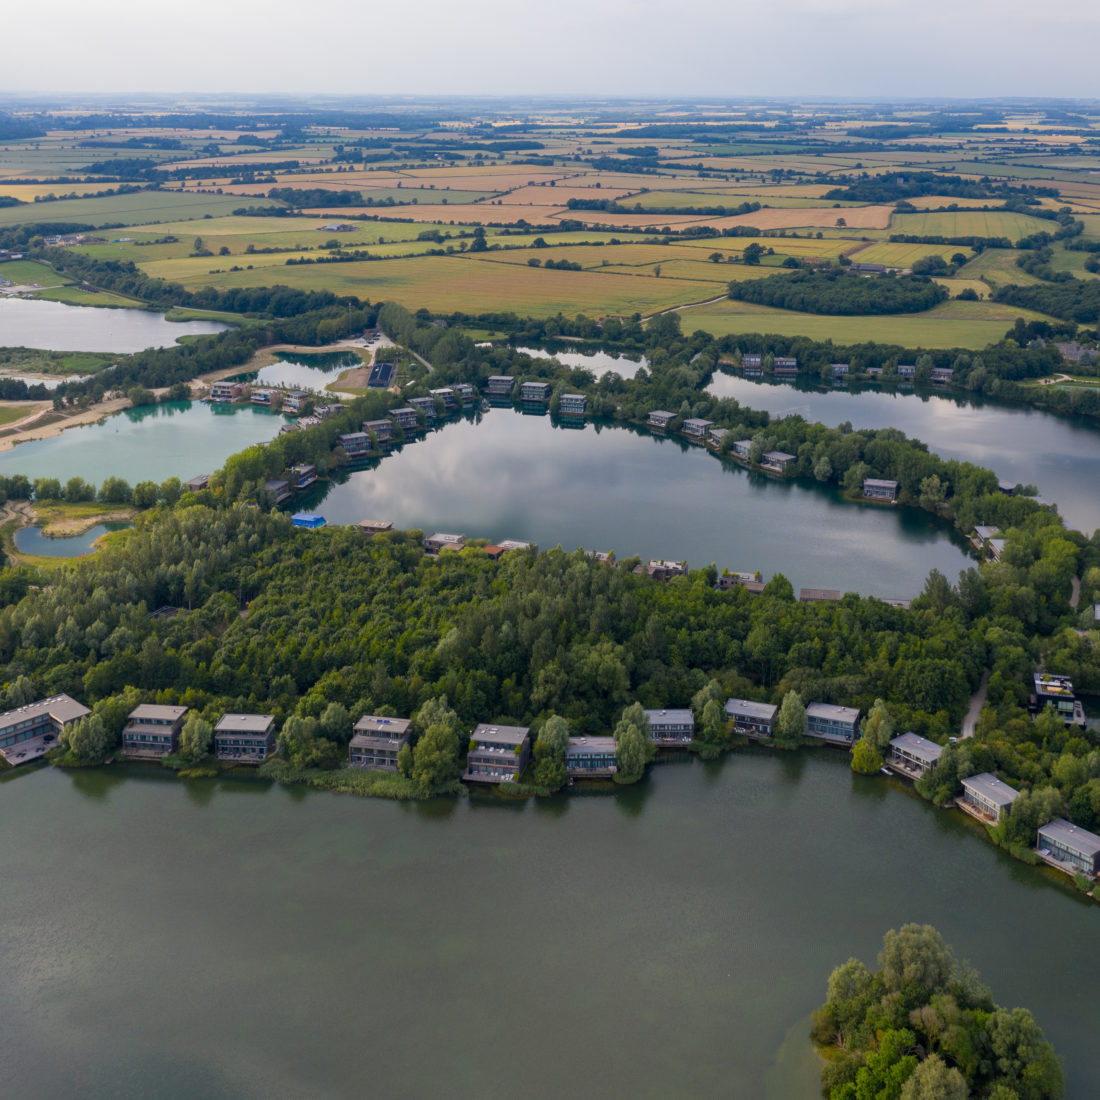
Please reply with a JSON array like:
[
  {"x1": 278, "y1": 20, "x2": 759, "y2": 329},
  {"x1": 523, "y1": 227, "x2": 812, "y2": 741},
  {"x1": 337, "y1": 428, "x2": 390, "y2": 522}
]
[
  {"x1": 463, "y1": 724, "x2": 531, "y2": 784},
  {"x1": 773, "y1": 357, "x2": 798, "y2": 374},
  {"x1": 121, "y1": 704, "x2": 188, "y2": 758},
  {"x1": 363, "y1": 419, "x2": 394, "y2": 443},
  {"x1": 682, "y1": 417, "x2": 713, "y2": 438},
  {"x1": 520, "y1": 381, "x2": 551, "y2": 403},
  {"x1": 565, "y1": 736, "x2": 618, "y2": 777},
  {"x1": 430, "y1": 387, "x2": 457, "y2": 410},
  {"x1": 648, "y1": 410, "x2": 675, "y2": 429},
  {"x1": 643, "y1": 708, "x2": 695, "y2": 746},
  {"x1": 1032, "y1": 673, "x2": 1085, "y2": 727},
  {"x1": 1036, "y1": 818, "x2": 1100, "y2": 878},
  {"x1": 762, "y1": 450, "x2": 796, "y2": 472},
  {"x1": 863, "y1": 478, "x2": 898, "y2": 502},
  {"x1": 805, "y1": 703, "x2": 861, "y2": 745},
  {"x1": 723, "y1": 698, "x2": 777, "y2": 737},
  {"x1": 388, "y1": 407, "x2": 420, "y2": 430},
  {"x1": 339, "y1": 432, "x2": 370, "y2": 459},
  {"x1": 409, "y1": 396, "x2": 437, "y2": 421},
  {"x1": 960, "y1": 773, "x2": 1019, "y2": 823},
  {"x1": 424, "y1": 532, "x2": 466, "y2": 554},
  {"x1": 0, "y1": 694, "x2": 90, "y2": 766},
  {"x1": 349, "y1": 716, "x2": 412, "y2": 772},
  {"x1": 214, "y1": 714, "x2": 276, "y2": 763},
  {"x1": 559, "y1": 393, "x2": 587, "y2": 416},
  {"x1": 487, "y1": 376, "x2": 515, "y2": 396},
  {"x1": 887, "y1": 732, "x2": 943, "y2": 777}
]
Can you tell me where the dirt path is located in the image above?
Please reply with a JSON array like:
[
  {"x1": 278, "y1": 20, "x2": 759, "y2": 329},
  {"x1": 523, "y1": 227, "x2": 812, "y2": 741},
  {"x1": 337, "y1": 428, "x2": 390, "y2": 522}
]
[
  {"x1": 961, "y1": 669, "x2": 990, "y2": 739},
  {"x1": 1070, "y1": 575, "x2": 1081, "y2": 610}
]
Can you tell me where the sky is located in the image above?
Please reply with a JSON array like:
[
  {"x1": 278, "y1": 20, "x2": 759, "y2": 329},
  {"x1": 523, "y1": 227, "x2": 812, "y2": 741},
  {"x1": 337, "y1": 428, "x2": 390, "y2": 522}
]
[{"x1": 4, "y1": 0, "x2": 1100, "y2": 100}]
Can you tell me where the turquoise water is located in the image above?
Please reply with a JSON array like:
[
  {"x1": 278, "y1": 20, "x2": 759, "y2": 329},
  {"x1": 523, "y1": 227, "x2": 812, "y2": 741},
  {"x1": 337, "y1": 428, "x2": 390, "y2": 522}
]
[
  {"x1": 13, "y1": 521, "x2": 130, "y2": 557},
  {"x1": 230, "y1": 350, "x2": 361, "y2": 393},
  {"x1": 0, "y1": 401, "x2": 285, "y2": 484},
  {"x1": 1, "y1": 752, "x2": 1096, "y2": 1099}
]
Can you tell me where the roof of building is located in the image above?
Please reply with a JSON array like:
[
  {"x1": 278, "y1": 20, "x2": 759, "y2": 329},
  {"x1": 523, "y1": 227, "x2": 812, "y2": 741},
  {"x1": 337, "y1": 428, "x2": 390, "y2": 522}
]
[
  {"x1": 1037, "y1": 817, "x2": 1100, "y2": 857},
  {"x1": 0, "y1": 694, "x2": 89, "y2": 730},
  {"x1": 763, "y1": 450, "x2": 796, "y2": 462},
  {"x1": 358, "y1": 519, "x2": 394, "y2": 532},
  {"x1": 974, "y1": 525, "x2": 1000, "y2": 542},
  {"x1": 648, "y1": 409, "x2": 674, "y2": 419},
  {"x1": 683, "y1": 417, "x2": 713, "y2": 428},
  {"x1": 565, "y1": 736, "x2": 618, "y2": 755},
  {"x1": 800, "y1": 588, "x2": 842, "y2": 602},
  {"x1": 129, "y1": 703, "x2": 188, "y2": 721},
  {"x1": 890, "y1": 731, "x2": 943, "y2": 764},
  {"x1": 496, "y1": 539, "x2": 533, "y2": 551},
  {"x1": 643, "y1": 708, "x2": 694, "y2": 724},
  {"x1": 806, "y1": 702, "x2": 861, "y2": 723},
  {"x1": 215, "y1": 714, "x2": 275, "y2": 735},
  {"x1": 354, "y1": 715, "x2": 411, "y2": 737},
  {"x1": 426, "y1": 532, "x2": 465, "y2": 544},
  {"x1": 961, "y1": 772, "x2": 1019, "y2": 808},
  {"x1": 472, "y1": 723, "x2": 530, "y2": 747},
  {"x1": 864, "y1": 478, "x2": 898, "y2": 490},
  {"x1": 1035, "y1": 673, "x2": 1074, "y2": 696},
  {"x1": 724, "y1": 698, "x2": 778, "y2": 721}
]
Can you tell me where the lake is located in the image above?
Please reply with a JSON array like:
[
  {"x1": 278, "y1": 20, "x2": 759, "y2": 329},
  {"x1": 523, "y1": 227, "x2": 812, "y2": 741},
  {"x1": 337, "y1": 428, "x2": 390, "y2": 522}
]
[
  {"x1": 305, "y1": 406, "x2": 971, "y2": 598},
  {"x1": 2, "y1": 752, "x2": 1096, "y2": 1099},
  {"x1": 514, "y1": 343, "x2": 649, "y2": 379},
  {"x1": 230, "y1": 349, "x2": 361, "y2": 393},
  {"x1": 13, "y1": 521, "x2": 130, "y2": 557},
  {"x1": 0, "y1": 297, "x2": 230, "y2": 352},
  {"x1": 0, "y1": 401, "x2": 285, "y2": 485},
  {"x1": 706, "y1": 372, "x2": 1100, "y2": 534}
]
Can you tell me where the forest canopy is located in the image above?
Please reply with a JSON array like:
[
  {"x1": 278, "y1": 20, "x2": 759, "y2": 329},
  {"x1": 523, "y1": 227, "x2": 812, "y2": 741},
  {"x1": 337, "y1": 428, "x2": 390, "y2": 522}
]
[{"x1": 727, "y1": 270, "x2": 948, "y2": 316}]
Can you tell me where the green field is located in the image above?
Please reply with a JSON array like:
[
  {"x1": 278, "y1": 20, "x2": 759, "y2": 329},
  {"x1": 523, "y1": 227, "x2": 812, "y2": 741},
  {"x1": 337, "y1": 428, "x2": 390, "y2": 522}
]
[
  {"x1": 0, "y1": 259, "x2": 70, "y2": 286},
  {"x1": 956, "y1": 249, "x2": 1044, "y2": 287},
  {"x1": 675, "y1": 297, "x2": 1056, "y2": 350},
  {"x1": 359, "y1": 187, "x2": 499, "y2": 204},
  {"x1": 34, "y1": 285, "x2": 148, "y2": 308},
  {"x1": 0, "y1": 406, "x2": 30, "y2": 427},
  {"x1": 888, "y1": 210, "x2": 1054, "y2": 240},
  {"x1": 0, "y1": 191, "x2": 278, "y2": 228},
  {"x1": 847, "y1": 242, "x2": 975, "y2": 267}
]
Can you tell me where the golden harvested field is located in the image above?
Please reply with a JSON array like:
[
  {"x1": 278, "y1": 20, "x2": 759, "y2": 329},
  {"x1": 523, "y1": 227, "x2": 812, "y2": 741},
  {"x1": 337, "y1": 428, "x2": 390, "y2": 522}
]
[
  {"x1": 847, "y1": 242, "x2": 975, "y2": 266},
  {"x1": 482, "y1": 242, "x2": 705, "y2": 268},
  {"x1": 680, "y1": 237, "x2": 852, "y2": 259},
  {"x1": 302, "y1": 203, "x2": 571, "y2": 225},
  {"x1": 495, "y1": 185, "x2": 639, "y2": 205},
  {"x1": 601, "y1": 259, "x2": 735, "y2": 283},
  {"x1": 676, "y1": 298, "x2": 1056, "y2": 350},
  {"x1": 903, "y1": 196, "x2": 1014, "y2": 210},
  {"x1": 700, "y1": 205, "x2": 893, "y2": 231},
  {"x1": 0, "y1": 182, "x2": 124, "y2": 201},
  {"x1": 159, "y1": 252, "x2": 723, "y2": 316}
]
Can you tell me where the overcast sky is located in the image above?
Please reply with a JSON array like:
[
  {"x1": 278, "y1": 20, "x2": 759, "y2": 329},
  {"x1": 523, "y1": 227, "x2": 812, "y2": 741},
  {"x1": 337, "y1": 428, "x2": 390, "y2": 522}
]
[{"x1": 4, "y1": 0, "x2": 1100, "y2": 101}]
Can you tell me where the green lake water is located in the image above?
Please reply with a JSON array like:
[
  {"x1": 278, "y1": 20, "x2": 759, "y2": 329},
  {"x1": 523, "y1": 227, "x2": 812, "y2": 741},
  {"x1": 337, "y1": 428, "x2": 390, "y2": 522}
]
[
  {"x1": 2, "y1": 753, "x2": 1096, "y2": 1099},
  {"x1": 306, "y1": 406, "x2": 971, "y2": 598},
  {"x1": 0, "y1": 400, "x2": 285, "y2": 485},
  {"x1": 13, "y1": 521, "x2": 130, "y2": 556},
  {"x1": 230, "y1": 350, "x2": 361, "y2": 393}
]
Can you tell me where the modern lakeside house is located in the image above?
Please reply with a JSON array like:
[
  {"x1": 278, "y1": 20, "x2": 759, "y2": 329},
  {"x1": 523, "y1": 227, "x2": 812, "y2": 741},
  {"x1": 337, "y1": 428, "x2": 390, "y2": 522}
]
[
  {"x1": 682, "y1": 417, "x2": 713, "y2": 438},
  {"x1": 565, "y1": 736, "x2": 618, "y2": 777},
  {"x1": 643, "y1": 708, "x2": 695, "y2": 746},
  {"x1": 648, "y1": 409, "x2": 675, "y2": 429},
  {"x1": 1031, "y1": 673, "x2": 1086, "y2": 727},
  {"x1": 424, "y1": 532, "x2": 466, "y2": 554},
  {"x1": 0, "y1": 694, "x2": 90, "y2": 766},
  {"x1": 463, "y1": 724, "x2": 531, "y2": 784},
  {"x1": 804, "y1": 703, "x2": 861, "y2": 745},
  {"x1": 1036, "y1": 818, "x2": 1100, "y2": 879},
  {"x1": 558, "y1": 393, "x2": 587, "y2": 416},
  {"x1": 887, "y1": 732, "x2": 943, "y2": 777},
  {"x1": 959, "y1": 773, "x2": 1019, "y2": 824},
  {"x1": 863, "y1": 478, "x2": 898, "y2": 502},
  {"x1": 348, "y1": 716, "x2": 412, "y2": 772},
  {"x1": 520, "y1": 380, "x2": 551, "y2": 402},
  {"x1": 214, "y1": 714, "x2": 276, "y2": 763},
  {"x1": 723, "y1": 697, "x2": 777, "y2": 738},
  {"x1": 121, "y1": 704, "x2": 188, "y2": 758}
]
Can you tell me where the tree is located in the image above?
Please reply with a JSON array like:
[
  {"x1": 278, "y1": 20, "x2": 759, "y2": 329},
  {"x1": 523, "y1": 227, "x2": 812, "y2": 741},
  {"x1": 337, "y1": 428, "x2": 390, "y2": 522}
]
[
  {"x1": 701, "y1": 698, "x2": 725, "y2": 745},
  {"x1": 851, "y1": 737, "x2": 884, "y2": 774},
  {"x1": 178, "y1": 713, "x2": 213, "y2": 764},
  {"x1": 774, "y1": 690, "x2": 806, "y2": 748},
  {"x1": 742, "y1": 242, "x2": 764, "y2": 265},
  {"x1": 319, "y1": 701, "x2": 352, "y2": 743},
  {"x1": 534, "y1": 713, "x2": 569, "y2": 789},
  {"x1": 615, "y1": 721, "x2": 650, "y2": 782},
  {"x1": 131, "y1": 480, "x2": 159, "y2": 509},
  {"x1": 412, "y1": 722, "x2": 461, "y2": 794},
  {"x1": 98, "y1": 476, "x2": 132, "y2": 505},
  {"x1": 64, "y1": 714, "x2": 112, "y2": 762},
  {"x1": 899, "y1": 1054, "x2": 968, "y2": 1100},
  {"x1": 863, "y1": 698, "x2": 895, "y2": 754},
  {"x1": 879, "y1": 924, "x2": 956, "y2": 996},
  {"x1": 64, "y1": 477, "x2": 95, "y2": 503}
]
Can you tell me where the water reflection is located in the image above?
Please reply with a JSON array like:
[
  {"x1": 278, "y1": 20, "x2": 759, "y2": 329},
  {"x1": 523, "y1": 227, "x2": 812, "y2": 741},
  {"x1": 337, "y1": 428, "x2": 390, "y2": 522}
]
[{"x1": 514, "y1": 343, "x2": 649, "y2": 379}]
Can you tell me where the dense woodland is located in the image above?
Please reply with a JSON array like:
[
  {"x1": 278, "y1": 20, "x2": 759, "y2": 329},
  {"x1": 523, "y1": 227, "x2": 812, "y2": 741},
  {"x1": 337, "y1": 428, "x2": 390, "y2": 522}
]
[{"x1": 727, "y1": 269, "x2": 949, "y2": 315}]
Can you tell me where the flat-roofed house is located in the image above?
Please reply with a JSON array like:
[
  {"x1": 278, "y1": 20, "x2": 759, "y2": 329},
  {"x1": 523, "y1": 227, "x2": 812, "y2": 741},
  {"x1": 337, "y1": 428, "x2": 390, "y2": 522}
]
[
  {"x1": 409, "y1": 396, "x2": 437, "y2": 421},
  {"x1": 724, "y1": 697, "x2": 777, "y2": 737},
  {"x1": 363, "y1": 418, "x2": 394, "y2": 443},
  {"x1": 388, "y1": 407, "x2": 419, "y2": 430},
  {"x1": 210, "y1": 380, "x2": 244, "y2": 403},
  {"x1": 425, "y1": 532, "x2": 466, "y2": 554},
  {"x1": 717, "y1": 570, "x2": 766, "y2": 594},
  {"x1": 559, "y1": 393, "x2": 587, "y2": 416},
  {"x1": 930, "y1": 367, "x2": 954, "y2": 384},
  {"x1": 251, "y1": 388, "x2": 274, "y2": 406},
  {"x1": 960, "y1": 773, "x2": 1019, "y2": 823},
  {"x1": 487, "y1": 376, "x2": 515, "y2": 396},
  {"x1": 288, "y1": 464, "x2": 317, "y2": 491},
  {"x1": 762, "y1": 450, "x2": 795, "y2": 472},
  {"x1": 214, "y1": 714, "x2": 275, "y2": 763},
  {"x1": 741, "y1": 353, "x2": 762, "y2": 372},
  {"x1": 453, "y1": 382, "x2": 476, "y2": 402},
  {"x1": 867, "y1": 366, "x2": 884, "y2": 377},
  {"x1": 357, "y1": 519, "x2": 394, "y2": 537},
  {"x1": 565, "y1": 736, "x2": 618, "y2": 777},
  {"x1": 800, "y1": 588, "x2": 842, "y2": 603},
  {"x1": 185, "y1": 474, "x2": 210, "y2": 492},
  {"x1": 122, "y1": 704, "x2": 188, "y2": 758},
  {"x1": 283, "y1": 391, "x2": 309, "y2": 415},
  {"x1": 349, "y1": 716, "x2": 412, "y2": 772},
  {"x1": 831, "y1": 363, "x2": 849, "y2": 376},
  {"x1": 263, "y1": 478, "x2": 292, "y2": 504},
  {"x1": 643, "y1": 559, "x2": 688, "y2": 581},
  {"x1": 773, "y1": 357, "x2": 798, "y2": 374},
  {"x1": 1032, "y1": 673, "x2": 1085, "y2": 727},
  {"x1": 805, "y1": 703, "x2": 860, "y2": 745},
  {"x1": 339, "y1": 432, "x2": 370, "y2": 460},
  {"x1": 520, "y1": 380, "x2": 551, "y2": 402},
  {"x1": 682, "y1": 417, "x2": 713, "y2": 438},
  {"x1": 897, "y1": 364, "x2": 916, "y2": 379},
  {"x1": 1037, "y1": 818, "x2": 1100, "y2": 877},
  {"x1": 643, "y1": 708, "x2": 694, "y2": 746},
  {"x1": 863, "y1": 478, "x2": 898, "y2": 502},
  {"x1": 732, "y1": 439, "x2": 753, "y2": 459},
  {"x1": 464, "y1": 723, "x2": 531, "y2": 784},
  {"x1": 430, "y1": 387, "x2": 457, "y2": 410},
  {"x1": 648, "y1": 409, "x2": 675, "y2": 429},
  {"x1": 707, "y1": 427, "x2": 728, "y2": 448},
  {"x1": 0, "y1": 694, "x2": 90, "y2": 767},
  {"x1": 888, "y1": 732, "x2": 943, "y2": 776}
]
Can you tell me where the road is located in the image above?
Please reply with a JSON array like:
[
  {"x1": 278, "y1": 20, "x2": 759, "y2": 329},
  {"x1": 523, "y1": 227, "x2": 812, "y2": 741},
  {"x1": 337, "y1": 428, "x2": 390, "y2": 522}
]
[{"x1": 961, "y1": 669, "x2": 990, "y2": 739}]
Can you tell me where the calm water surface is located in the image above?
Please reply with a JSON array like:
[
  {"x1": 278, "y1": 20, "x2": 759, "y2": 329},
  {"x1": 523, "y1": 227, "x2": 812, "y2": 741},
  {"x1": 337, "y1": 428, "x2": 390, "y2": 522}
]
[
  {"x1": 231, "y1": 350, "x2": 361, "y2": 393},
  {"x1": 514, "y1": 343, "x2": 649, "y2": 378},
  {"x1": 0, "y1": 401, "x2": 285, "y2": 484},
  {"x1": 707, "y1": 373, "x2": 1100, "y2": 534},
  {"x1": 13, "y1": 521, "x2": 130, "y2": 557},
  {"x1": 0, "y1": 297, "x2": 229, "y2": 352},
  {"x1": 309, "y1": 407, "x2": 971, "y2": 597},
  {"x1": 2, "y1": 753, "x2": 1096, "y2": 1099}
]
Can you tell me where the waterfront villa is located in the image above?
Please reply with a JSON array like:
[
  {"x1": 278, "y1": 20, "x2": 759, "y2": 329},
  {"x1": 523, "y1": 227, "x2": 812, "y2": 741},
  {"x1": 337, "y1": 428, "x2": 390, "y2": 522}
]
[
  {"x1": 483, "y1": 539, "x2": 535, "y2": 560},
  {"x1": 487, "y1": 375, "x2": 515, "y2": 396},
  {"x1": 1036, "y1": 818, "x2": 1100, "y2": 878},
  {"x1": 887, "y1": 732, "x2": 943, "y2": 777},
  {"x1": 452, "y1": 382, "x2": 476, "y2": 402},
  {"x1": 707, "y1": 427, "x2": 728, "y2": 448},
  {"x1": 214, "y1": 714, "x2": 275, "y2": 763},
  {"x1": 283, "y1": 391, "x2": 309, "y2": 415},
  {"x1": 210, "y1": 380, "x2": 245, "y2": 403},
  {"x1": 357, "y1": 520, "x2": 394, "y2": 536},
  {"x1": 263, "y1": 478, "x2": 292, "y2": 504},
  {"x1": 1031, "y1": 673, "x2": 1086, "y2": 727},
  {"x1": 717, "y1": 570, "x2": 765, "y2": 594},
  {"x1": 741, "y1": 354, "x2": 762, "y2": 371},
  {"x1": 831, "y1": 363, "x2": 849, "y2": 376},
  {"x1": 867, "y1": 366, "x2": 884, "y2": 377},
  {"x1": 339, "y1": 432, "x2": 370, "y2": 459},
  {"x1": 724, "y1": 698, "x2": 777, "y2": 738},
  {"x1": 805, "y1": 703, "x2": 861, "y2": 745},
  {"x1": 251, "y1": 388, "x2": 274, "y2": 406},
  {"x1": 409, "y1": 396, "x2": 437, "y2": 421},
  {"x1": 122, "y1": 704, "x2": 188, "y2": 758},
  {"x1": 773, "y1": 357, "x2": 798, "y2": 374},
  {"x1": 185, "y1": 474, "x2": 210, "y2": 492},
  {"x1": 682, "y1": 417, "x2": 713, "y2": 438},
  {"x1": 288, "y1": 464, "x2": 318, "y2": 491},
  {"x1": 799, "y1": 588, "x2": 842, "y2": 604},
  {"x1": 648, "y1": 409, "x2": 675, "y2": 429},
  {"x1": 863, "y1": 478, "x2": 898, "y2": 502},
  {"x1": 363, "y1": 418, "x2": 394, "y2": 443},
  {"x1": 761, "y1": 450, "x2": 795, "y2": 473},
  {"x1": 897, "y1": 364, "x2": 916, "y2": 379},
  {"x1": 641, "y1": 560, "x2": 688, "y2": 581},
  {"x1": 0, "y1": 694, "x2": 90, "y2": 766},
  {"x1": 464, "y1": 724, "x2": 531, "y2": 783},
  {"x1": 644, "y1": 708, "x2": 695, "y2": 746},
  {"x1": 930, "y1": 367, "x2": 954, "y2": 384},
  {"x1": 430, "y1": 387, "x2": 457, "y2": 410},
  {"x1": 425, "y1": 532, "x2": 466, "y2": 554},
  {"x1": 565, "y1": 736, "x2": 618, "y2": 777},
  {"x1": 521, "y1": 380, "x2": 551, "y2": 402},
  {"x1": 349, "y1": 716, "x2": 412, "y2": 772},
  {"x1": 388, "y1": 407, "x2": 420, "y2": 431},
  {"x1": 559, "y1": 393, "x2": 587, "y2": 416},
  {"x1": 960, "y1": 773, "x2": 1019, "y2": 824},
  {"x1": 732, "y1": 439, "x2": 753, "y2": 460}
]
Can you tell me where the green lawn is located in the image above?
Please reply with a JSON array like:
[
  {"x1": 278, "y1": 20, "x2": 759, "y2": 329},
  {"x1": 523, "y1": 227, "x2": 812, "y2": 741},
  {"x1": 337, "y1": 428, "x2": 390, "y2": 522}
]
[
  {"x1": 34, "y1": 285, "x2": 148, "y2": 308},
  {"x1": 0, "y1": 258, "x2": 70, "y2": 286},
  {"x1": 889, "y1": 210, "x2": 1054, "y2": 240}
]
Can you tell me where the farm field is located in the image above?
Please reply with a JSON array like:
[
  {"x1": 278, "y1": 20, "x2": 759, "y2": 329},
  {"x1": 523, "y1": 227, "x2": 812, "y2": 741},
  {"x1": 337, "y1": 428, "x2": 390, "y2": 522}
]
[
  {"x1": 675, "y1": 297, "x2": 1055, "y2": 349},
  {"x1": 0, "y1": 182, "x2": 125, "y2": 202},
  {"x1": 0, "y1": 190, "x2": 276, "y2": 228},
  {"x1": 956, "y1": 249, "x2": 1045, "y2": 287},
  {"x1": 887, "y1": 210, "x2": 1054, "y2": 238},
  {"x1": 0, "y1": 259, "x2": 70, "y2": 286},
  {"x1": 846, "y1": 242, "x2": 975, "y2": 267}
]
